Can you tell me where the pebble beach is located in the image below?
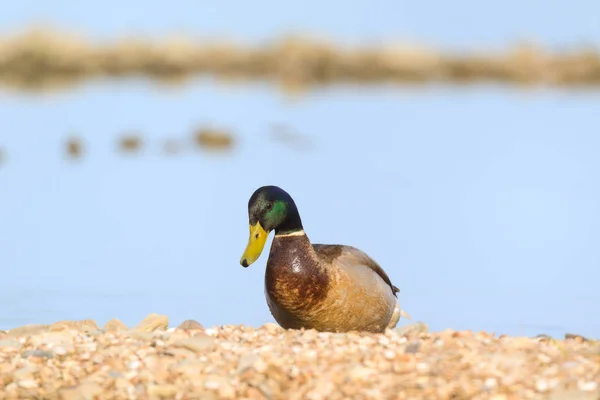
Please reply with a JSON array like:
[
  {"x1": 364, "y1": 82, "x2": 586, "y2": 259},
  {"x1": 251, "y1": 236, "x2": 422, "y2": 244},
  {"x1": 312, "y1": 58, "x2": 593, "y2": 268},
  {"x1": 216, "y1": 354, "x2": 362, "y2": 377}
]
[{"x1": 0, "y1": 314, "x2": 598, "y2": 400}]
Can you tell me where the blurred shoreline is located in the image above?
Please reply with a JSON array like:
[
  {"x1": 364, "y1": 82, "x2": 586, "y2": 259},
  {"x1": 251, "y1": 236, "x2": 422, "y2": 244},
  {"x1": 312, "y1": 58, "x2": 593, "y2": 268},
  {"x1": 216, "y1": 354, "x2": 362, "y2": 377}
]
[{"x1": 1, "y1": 27, "x2": 599, "y2": 93}]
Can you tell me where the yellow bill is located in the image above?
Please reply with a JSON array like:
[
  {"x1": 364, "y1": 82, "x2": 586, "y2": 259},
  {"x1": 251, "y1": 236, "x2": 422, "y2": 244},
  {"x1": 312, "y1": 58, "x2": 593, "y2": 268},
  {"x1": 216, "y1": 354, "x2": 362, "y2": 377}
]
[{"x1": 240, "y1": 222, "x2": 268, "y2": 267}]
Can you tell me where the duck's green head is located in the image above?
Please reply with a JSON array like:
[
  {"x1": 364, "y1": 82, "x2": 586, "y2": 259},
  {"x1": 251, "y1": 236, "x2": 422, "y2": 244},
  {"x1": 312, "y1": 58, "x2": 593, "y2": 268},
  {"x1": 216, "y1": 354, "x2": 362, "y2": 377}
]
[{"x1": 240, "y1": 185, "x2": 303, "y2": 267}]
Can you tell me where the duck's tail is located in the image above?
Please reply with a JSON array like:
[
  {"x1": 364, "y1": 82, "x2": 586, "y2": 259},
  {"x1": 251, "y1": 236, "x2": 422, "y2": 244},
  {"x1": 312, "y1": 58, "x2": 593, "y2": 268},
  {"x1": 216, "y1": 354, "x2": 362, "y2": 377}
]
[
  {"x1": 400, "y1": 309, "x2": 412, "y2": 320},
  {"x1": 387, "y1": 301, "x2": 412, "y2": 329}
]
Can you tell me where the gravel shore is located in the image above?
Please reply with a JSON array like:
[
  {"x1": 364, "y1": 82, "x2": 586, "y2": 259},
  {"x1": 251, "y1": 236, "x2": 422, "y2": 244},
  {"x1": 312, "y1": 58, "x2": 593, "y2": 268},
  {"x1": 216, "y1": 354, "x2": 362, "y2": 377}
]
[{"x1": 0, "y1": 314, "x2": 598, "y2": 400}]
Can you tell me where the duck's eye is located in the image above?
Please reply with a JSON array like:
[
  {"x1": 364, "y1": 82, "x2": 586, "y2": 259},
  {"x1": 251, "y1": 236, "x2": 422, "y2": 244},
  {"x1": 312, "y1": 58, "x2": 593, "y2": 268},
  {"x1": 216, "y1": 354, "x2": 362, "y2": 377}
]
[{"x1": 266, "y1": 202, "x2": 273, "y2": 210}]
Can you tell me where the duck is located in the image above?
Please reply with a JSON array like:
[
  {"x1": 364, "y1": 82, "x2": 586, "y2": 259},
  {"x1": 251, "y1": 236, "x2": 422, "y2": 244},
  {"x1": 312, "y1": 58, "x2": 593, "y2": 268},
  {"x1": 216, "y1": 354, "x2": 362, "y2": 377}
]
[{"x1": 239, "y1": 185, "x2": 410, "y2": 333}]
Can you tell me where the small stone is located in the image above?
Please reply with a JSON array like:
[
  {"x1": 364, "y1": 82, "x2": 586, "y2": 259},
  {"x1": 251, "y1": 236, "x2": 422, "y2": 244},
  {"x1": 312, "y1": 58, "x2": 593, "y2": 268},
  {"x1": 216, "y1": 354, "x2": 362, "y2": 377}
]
[
  {"x1": 416, "y1": 376, "x2": 429, "y2": 387},
  {"x1": 5, "y1": 324, "x2": 50, "y2": 338},
  {"x1": 245, "y1": 387, "x2": 265, "y2": 400},
  {"x1": 348, "y1": 366, "x2": 377, "y2": 382},
  {"x1": 549, "y1": 390, "x2": 598, "y2": 400},
  {"x1": 109, "y1": 370, "x2": 124, "y2": 378},
  {"x1": 17, "y1": 379, "x2": 38, "y2": 389},
  {"x1": 237, "y1": 352, "x2": 264, "y2": 374},
  {"x1": 565, "y1": 333, "x2": 588, "y2": 342},
  {"x1": 13, "y1": 365, "x2": 38, "y2": 381},
  {"x1": 538, "y1": 353, "x2": 552, "y2": 364},
  {"x1": 205, "y1": 377, "x2": 224, "y2": 390},
  {"x1": 416, "y1": 362, "x2": 429, "y2": 374},
  {"x1": 383, "y1": 350, "x2": 396, "y2": 359},
  {"x1": 262, "y1": 322, "x2": 281, "y2": 334},
  {"x1": 176, "y1": 319, "x2": 204, "y2": 331},
  {"x1": 0, "y1": 339, "x2": 22, "y2": 349},
  {"x1": 578, "y1": 381, "x2": 597, "y2": 392},
  {"x1": 253, "y1": 357, "x2": 268, "y2": 374},
  {"x1": 22, "y1": 349, "x2": 55, "y2": 359},
  {"x1": 91, "y1": 354, "x2": 104, "y2": 364},
  {"x1": 405, "y1": 341, "x2": 421, "y2": 354},
  {"x1": 59, "y1": 382, "x2": 103, "y2": 400},
  {"x1": 49, "y1": 322, "x2": 70, "y2": 331},
  {"x1": 104, "y1": 318, "x2": 128, "y2": 332},
  {"x1": 126, "y1": 331, "x2": 155, "y2": 341},
  {"x1": 85, "y1": 329, "x2": 106, "y2": 337},
  {"x1": 147, "y1": 384, "x2": 179, "y2": 397},
  {"x1": 50, "y1": 319, "x2": 98, "y2": 332},
  {"x1": 536, "y1": 379, "x2": 549, "y2": 392},
  {"x1": 452, "y1": 330, "x2": 474, "y2": 338},
  {"x1": 511, "y1": 337, "x2": 537, "y2": 349},
  {"x1": 30, "y1": 330, "x2": 77, "y2": 349},
  {"x1": 5, "y1": 382, "x2": 18, "y2": 392},
  {"x1": 135, "y1": 313, "x2": 169, "y2": 332},
  {"x1": 219, "y1": 384, "x2": 236, "y2": 399},
  {"x1": 394, "y1": 322, "x2": 428, "y2": 337},
  {"x1": 476, "y1": 331, "x2": 494, "y2": 338},
  {"x1": 173, "y1": 334, "x2": 216, "y2": 355},
  {"x1": 378, "y1": 335, "x2": 390, "y2": 346}
]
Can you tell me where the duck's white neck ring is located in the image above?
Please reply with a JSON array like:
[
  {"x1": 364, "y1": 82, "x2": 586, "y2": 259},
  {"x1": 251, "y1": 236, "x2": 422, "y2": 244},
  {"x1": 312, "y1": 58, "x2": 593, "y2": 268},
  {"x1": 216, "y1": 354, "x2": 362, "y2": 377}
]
[{"x1": 274, "y1": 230, "x2": 306, "y2": 237}]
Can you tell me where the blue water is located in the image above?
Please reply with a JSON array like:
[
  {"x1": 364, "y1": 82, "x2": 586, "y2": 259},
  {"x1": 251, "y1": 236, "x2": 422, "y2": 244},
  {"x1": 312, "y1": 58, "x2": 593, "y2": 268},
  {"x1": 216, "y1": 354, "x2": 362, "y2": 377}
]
[{"x1": 1, "y1": 1, "x2": 600, "y2": 338}]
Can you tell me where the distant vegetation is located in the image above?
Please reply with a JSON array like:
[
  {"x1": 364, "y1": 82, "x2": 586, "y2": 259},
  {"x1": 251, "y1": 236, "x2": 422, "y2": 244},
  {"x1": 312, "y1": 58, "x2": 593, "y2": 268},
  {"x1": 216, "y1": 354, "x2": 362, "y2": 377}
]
[{"x1": 0, "y1": 27, "x2": 599, "y2": 92}]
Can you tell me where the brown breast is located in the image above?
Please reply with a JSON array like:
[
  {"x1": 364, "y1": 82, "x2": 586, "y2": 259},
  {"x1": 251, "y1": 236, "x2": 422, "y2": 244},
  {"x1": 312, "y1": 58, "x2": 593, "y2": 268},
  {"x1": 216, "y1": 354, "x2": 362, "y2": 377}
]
[
  {"x1": 264, "y1": 234, "x2": 330, "y2": 328},
  {"x1": 263, "y1": 233, "x2": 396, "y2": 333}
]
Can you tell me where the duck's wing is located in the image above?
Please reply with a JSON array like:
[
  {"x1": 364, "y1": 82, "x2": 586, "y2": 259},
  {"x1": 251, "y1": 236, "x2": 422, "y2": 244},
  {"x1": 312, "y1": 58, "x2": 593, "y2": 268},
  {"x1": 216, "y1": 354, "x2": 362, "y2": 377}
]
[{"x1": 312, "y1": 244, "x2": 399, "y2": 297}]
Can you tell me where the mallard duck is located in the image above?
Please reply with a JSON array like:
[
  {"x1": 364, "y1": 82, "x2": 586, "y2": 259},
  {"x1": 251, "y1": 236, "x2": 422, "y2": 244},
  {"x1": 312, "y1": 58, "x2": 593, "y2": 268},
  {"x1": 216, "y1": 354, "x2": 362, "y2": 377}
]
[{"x1": 240, "y1": 185, "x2": 409, "y2": 333}]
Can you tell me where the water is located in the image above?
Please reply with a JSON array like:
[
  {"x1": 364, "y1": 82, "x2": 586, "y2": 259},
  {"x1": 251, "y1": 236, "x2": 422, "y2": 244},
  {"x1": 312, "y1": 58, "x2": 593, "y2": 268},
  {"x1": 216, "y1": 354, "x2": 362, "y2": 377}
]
[
  {"x1": 1, "y1": 78, "x2": 599, "y2": 337},
  {"x1": 2, "y1": 0, "x2": 599, "y2": 49},
  {"x1": 1, "y1": 1, "x2": 600, "y2": 337}
]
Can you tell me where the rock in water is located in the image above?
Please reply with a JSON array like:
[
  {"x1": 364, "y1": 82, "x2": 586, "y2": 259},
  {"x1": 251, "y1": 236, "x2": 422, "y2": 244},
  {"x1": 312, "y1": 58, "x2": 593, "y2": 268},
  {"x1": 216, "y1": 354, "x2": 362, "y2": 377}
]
[
  {"x1": 135, "y1": 313, "x2": 169, "y2": 332},
  {"x1": 104, "y1": 319, "x2": 128, "y2": 332},
  {"x1": 176, "y1": 320, "x2": 204, "y2": 331}
]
